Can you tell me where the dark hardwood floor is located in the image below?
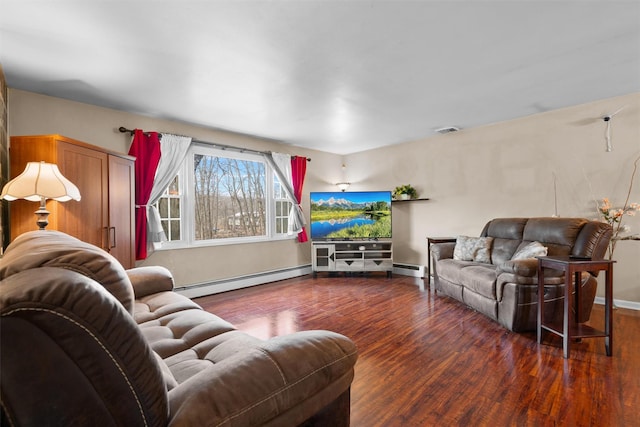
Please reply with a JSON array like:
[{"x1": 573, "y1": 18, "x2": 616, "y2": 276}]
[{"x1": 194, "y1": 274, "x2": 640, "y2": 427}]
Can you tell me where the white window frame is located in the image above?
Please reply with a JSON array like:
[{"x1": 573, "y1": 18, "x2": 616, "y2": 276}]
[
  {"x1": 273, "y1": 178, "x2": 293, "y2": 235},
  {"x1": 156, "y1": 175, "x2": 182, "y2": 242},
  {"x1": 156, "y1": 144, "x2": 296, "y2": 250}
]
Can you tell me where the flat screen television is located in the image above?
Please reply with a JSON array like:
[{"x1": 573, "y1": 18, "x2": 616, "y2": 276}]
[{"x1": 309, "y1": 191, "x2": 392, "y2": 240}]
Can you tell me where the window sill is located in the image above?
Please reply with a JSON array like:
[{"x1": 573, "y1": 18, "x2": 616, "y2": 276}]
[{"x1": 153, "y1": 234, "x2": 297, "y2": 251}]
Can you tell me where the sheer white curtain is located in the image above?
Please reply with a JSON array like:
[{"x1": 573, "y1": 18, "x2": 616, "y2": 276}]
[
  {"x1": 264, "y1": 152, "x2": 305, "y2": 235},
  {"x1": 147, "y1": 133, "x2": 192, "y2": 247}
]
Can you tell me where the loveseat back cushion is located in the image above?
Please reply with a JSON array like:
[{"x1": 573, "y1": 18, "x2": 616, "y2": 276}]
[
  {"x1": 481, "y1": 218, "x2": 529, "y2": 264},
  {"x1": 489, "y1": 238, "x2": 521, "y2": 265},
  {"x1": 481, "y1": 218, "x2": 528, "y2": 240},
  {"x1": 522, "y1": 218, "x2": 587, "y2": 256},
  {"x1": 1, "y1": 267, "x2": 168, "y2": 426},
  {"x1": 481, "y1": 217, "x2": 600, "y2": 263},
  {"x1": 0, "y1": 230, "x2": 135, "y2": 314}
]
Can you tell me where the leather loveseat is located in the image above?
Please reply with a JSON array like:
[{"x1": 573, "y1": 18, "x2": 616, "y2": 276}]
[
  {"x1": 431, "y1": 217, "x2": 612, "y2": 332},
  {"x1": 0, "y1": 230, "x2": 358, "y2": 427}
]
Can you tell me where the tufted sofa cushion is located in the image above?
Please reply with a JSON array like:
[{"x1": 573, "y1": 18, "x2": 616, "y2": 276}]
[{"x1": 136, "y1": 293, "x2": 236, "y2": 360}]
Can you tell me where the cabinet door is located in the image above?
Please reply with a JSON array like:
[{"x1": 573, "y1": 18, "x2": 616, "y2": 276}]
[
  {"x1": 57, "y1": 142, "x2": 109, "y2": 250},
  {"x1": 313, "y1": 244, "x2": 335, "y2": 271},
  {"x1": 107, "y1": 155, "x2": 135, "y2": 269}
]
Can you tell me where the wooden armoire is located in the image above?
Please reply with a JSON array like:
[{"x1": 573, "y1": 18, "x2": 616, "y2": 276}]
[{"x1": 8, "y1": 135, "x2": 136, "y2": 269}]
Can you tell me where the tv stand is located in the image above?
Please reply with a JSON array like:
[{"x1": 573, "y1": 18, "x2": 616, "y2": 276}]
[{"x1": 312, "y1": 241, "x2": 393, "y2": 278}]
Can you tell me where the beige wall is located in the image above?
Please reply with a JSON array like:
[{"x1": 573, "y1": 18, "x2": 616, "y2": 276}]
[
  {"x1": 345, "y1": 92, "x2": 640, "y2": 303},
  {"x1": 7, "y1": 89, "x2": 336, "y2": 286},
  {"x1": 7, "y1": 89, "x2": 640, "y2": 303}
]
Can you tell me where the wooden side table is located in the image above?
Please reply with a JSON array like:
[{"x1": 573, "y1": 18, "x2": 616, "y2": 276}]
[
  {"x1": 426, "y1": 237, "x2": 456, "y2": 283},
  {"x1": 537, "y1": 256, "x2": 615, "y2": 358}
]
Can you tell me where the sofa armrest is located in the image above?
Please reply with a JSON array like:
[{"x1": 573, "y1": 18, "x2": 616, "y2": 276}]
[
  {"x1": 431, "y1": 242, "x2": 455, "y2": 261},
  {"x1": 167, "y1": 331, "x2": 357, "y2": 427},
  {"x1": 127, "y1": 266, "x2": 175, "y2": 299},
  {"x1": 1, "y1": 267, "x2": 168, "y2": 426}
]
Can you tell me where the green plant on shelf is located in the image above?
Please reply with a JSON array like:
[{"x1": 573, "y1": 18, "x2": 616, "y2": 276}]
[{"x1": 393, "y1": 184, "x2": 418, "y2": 200}]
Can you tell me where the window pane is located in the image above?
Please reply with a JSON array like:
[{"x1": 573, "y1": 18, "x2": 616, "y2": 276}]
[
  {"x1": 170, "y1": 198, "x2": 180, "y2": 217},
  {"x1": 170, "y1": 220, "x2": 181, "y2": 240},
  {"x1": 272, "y1": 174, "x2": 292, "y2": 236},
  {"x1": 155, "y1": 173, "x2": 182, "y2": 242},
  {"x1": 158, "y1": 198, "x2": 168, "y2": 217},
  {"x1": 276, "y1": 217, "x2": 289, "y2": 234},
  {"x1": 193, "y1": 154, "x2": 266, "y2": 240}
]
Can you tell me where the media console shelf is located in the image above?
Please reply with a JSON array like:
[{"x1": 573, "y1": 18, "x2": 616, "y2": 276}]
[{"x1": 312, "y1": 241, "x2": 393, "y2": 278}]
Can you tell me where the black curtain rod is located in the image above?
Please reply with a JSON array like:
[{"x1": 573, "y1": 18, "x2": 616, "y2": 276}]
[
  {"x1": 119, "y1": 126, "x2": 156, "y2": 137},
  {"x1": 119, "y1": 126, "x2": 310, "y2": 161}
]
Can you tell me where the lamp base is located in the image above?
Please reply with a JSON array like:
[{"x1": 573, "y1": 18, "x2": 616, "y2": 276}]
[{"x1": 35, "y1": 197, "x2": 49, "y2": 230}]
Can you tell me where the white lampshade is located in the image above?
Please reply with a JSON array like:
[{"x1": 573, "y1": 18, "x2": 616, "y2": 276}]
[{"x1": 1, "y1": 161, "x2": 81, "y2": 202}]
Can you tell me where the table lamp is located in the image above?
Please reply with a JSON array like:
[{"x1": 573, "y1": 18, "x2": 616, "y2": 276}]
[{"x1": 1, "y1": 161, "x2": 81, "y2": 230}]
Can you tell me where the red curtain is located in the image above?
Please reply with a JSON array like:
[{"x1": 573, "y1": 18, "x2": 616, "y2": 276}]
[
  {"x1": 128, "y1": 129, "x2": 161, "y2": 260},
  {"x1": 291, "y1": 156, "x2": 308, "y2": 242}
]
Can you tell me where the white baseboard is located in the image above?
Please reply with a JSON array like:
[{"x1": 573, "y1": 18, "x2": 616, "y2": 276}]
[
  {"x1": 393, "y1": 263, "x2": 425, "y2": 278},
  {"x1": 176, "y1": 265, "x2": 640, "y2": 311},
  {"x1": 175, "y1": 265, "x2": 312, "y2": 299},
  {"x1": 594, "y1": 297, "x2": 640, "y2": 311}
]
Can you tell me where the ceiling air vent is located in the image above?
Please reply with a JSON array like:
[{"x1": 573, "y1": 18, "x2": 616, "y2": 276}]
[{"x1": 434, "y1": 126, "x2": 460, "y2": 134}]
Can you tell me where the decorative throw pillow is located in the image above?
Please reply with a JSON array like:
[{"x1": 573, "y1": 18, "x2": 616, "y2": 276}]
[
  {"x1": 453, "y1": 236, "x2": 494, "y2": 263},
  {"x1": 472, "y1": 237, "x2": 494, "y2": 264},
  {"x1": 453, "y1": 235, "x2": 477, "y2": 261},
  {"x1": 511, "y1": 241, "x2": 548, "y2": 260}
]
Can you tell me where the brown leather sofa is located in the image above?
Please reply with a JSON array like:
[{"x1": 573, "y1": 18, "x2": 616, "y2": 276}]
[
  {"x1": 0, "y1": 230, "x2": 358, "y2": 426},
  {"x1": 431, "y1": 217, "x2": 612, "y2": 332}
]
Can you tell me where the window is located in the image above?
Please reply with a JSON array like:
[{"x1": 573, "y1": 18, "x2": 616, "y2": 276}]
[
  {"x1": 274, "y1": 178, "x2": 292, "y2": 234},
  {"x1": 155, "y1": 145, "x2": 295, "y2": 247},
  {"x1": 157, "y1": 175, "x2": 182, "y2": 241}
]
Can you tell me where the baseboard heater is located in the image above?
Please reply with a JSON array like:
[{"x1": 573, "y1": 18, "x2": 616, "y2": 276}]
[
  {"x1": 175, "y1": 265, "x2": 312, "y2": 299},
  {"x1": 393, "y1": 263, "x2": 425, "y2": 278}
]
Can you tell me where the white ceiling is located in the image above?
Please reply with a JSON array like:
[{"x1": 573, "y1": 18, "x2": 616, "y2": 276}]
[{"x1": 2, "y1": 1, "x2": 639, "y2": 155}]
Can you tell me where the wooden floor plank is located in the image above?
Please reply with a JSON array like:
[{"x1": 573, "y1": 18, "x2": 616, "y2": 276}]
[{"x1": 194, "y1": 274, "x2": 640, "y2": 427}]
